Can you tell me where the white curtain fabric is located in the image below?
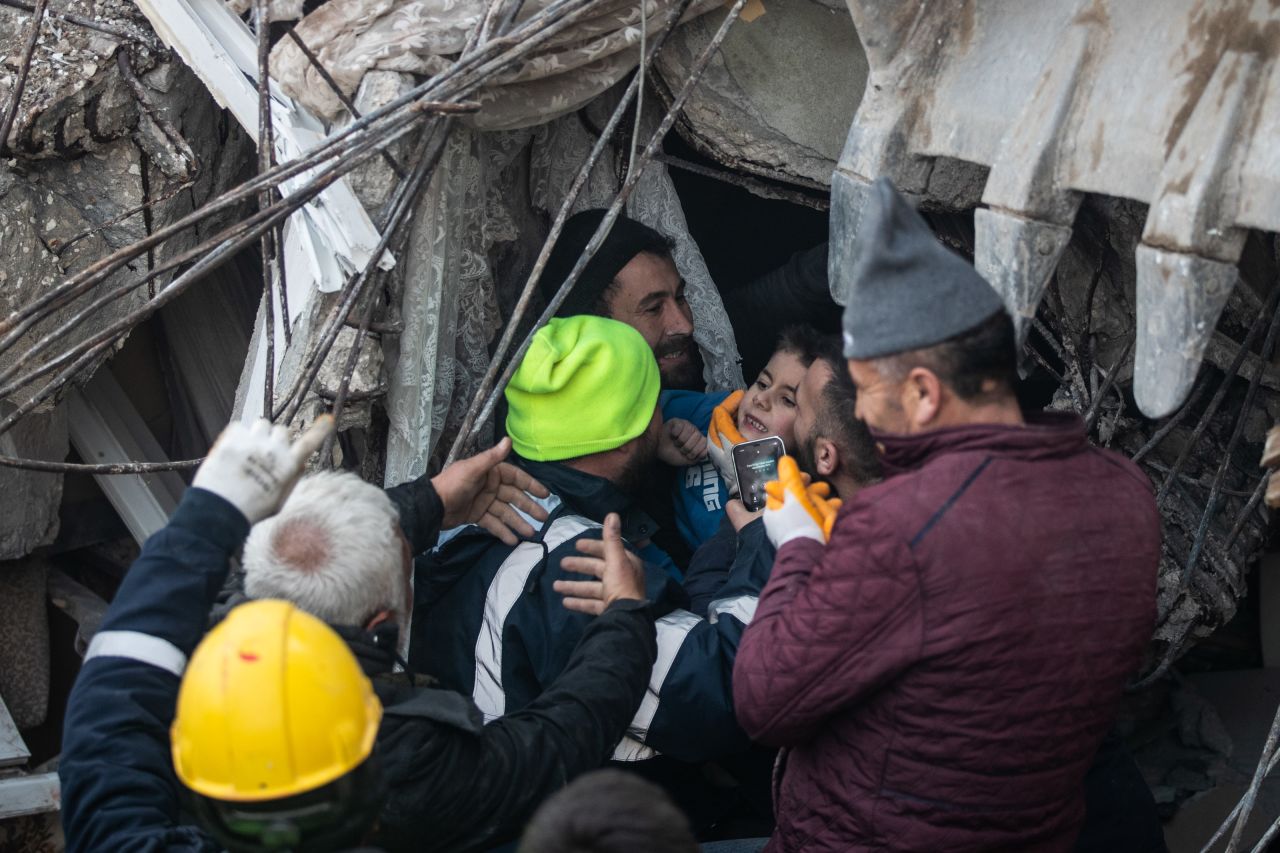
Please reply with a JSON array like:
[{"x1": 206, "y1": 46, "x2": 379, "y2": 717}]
[
  {"x1": 271, "y1": 0, "x2": 722, "y2": 131},
  {"x1": 383, "y1": 90, "x2": 743, "y2": 485}
]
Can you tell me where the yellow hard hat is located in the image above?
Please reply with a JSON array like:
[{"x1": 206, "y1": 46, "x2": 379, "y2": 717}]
[{"x1": 171, "y1": 599, "x2": 382, "y2": 803}]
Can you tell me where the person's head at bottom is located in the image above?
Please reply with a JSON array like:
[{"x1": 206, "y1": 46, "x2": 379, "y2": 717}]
[
  {"x1": 170, "y1": 599, "x2": 383, "y2": 852},
  {"x1": 518, "y1": 769, "x2": 697, "y2": 853}
]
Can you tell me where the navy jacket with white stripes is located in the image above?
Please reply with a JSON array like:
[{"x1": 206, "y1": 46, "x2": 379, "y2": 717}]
[
  {"x1": 59, "y1": 488, "x2": 243, "y2": 853},
  {"x1": 411, "y1": 458, "x2": 773, "y2": 763}
]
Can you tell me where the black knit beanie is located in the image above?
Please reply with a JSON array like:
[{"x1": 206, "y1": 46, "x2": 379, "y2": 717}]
[{"x1": 539, "y1": 209, "x2": 676, "y2": 316}]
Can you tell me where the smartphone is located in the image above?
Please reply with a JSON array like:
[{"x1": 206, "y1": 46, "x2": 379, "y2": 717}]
[{"x1": 733, "y1": 436, "x2": 786, "y2": 512}]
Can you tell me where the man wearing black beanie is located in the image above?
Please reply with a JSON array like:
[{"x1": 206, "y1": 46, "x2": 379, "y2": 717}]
[
  {"x1": 541, "y1": 210, "x2": 704, "y2": 390},
  {"x1": 540, "y1": 209, "x2": 840, "y2": 392}
]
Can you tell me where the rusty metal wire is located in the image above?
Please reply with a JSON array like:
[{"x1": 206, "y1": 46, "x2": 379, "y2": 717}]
[
  {"x1": 654, "y1": 151, "x2": 831, "y2": 211},
  {"x1": 55, "y1": 178, "x2": 196, "y2": 257},
  {"x1": 0, "y1": 0, "x2": 590, "y2": 420},
  {"x1": 0, "y1": 0, "x2": 592, "y2": 354},
  {"x1": 317, "y1": 122, "x2": 451, "y2": 465},
  {"x1": 1131, "y1": 371, "x2": 1211, "y2": 464},
  {"x1": 255, "y1": 0, "x2": 278, "y2": 416},
  {"x1": 1155, "y1": 287, "x2": 1280, "y2": 504},
  {"x1": 1082, "y1": 336, "x2": 1133, "y2": 434},
  {"x1": 116, "y1": 51, "x2": 199, "y2": 178},
  {"x1": 448, "y1": 0, "x2": 752, "y2": 464},
  {"x1": 0, "y1": 0, "x2": 746, "y2": 481},
  {"x1": 444, "y1": 0, "x2": 700, "y2": 465},
  {"x1": 1223, "y1": 472, "x2": 1268, "y2": 554},
  {"x1": 283, "y1": 27, "x2": 405, "y2": 178},
  {"x1": 0, "y1": 455, "x2": 203, "y2": 474},
  {"x1": 1199, "y1": 697, "x2": 1280, "y2": 853},
  {"x1": 1182, "y1": 290, "x2": 1280, "y2": 588},
  {"x1": 0, "y1": 0, "x2": 160, "y2": 47},
  {"x1": 0, "y1": 0, "x2": 47, "y2": 155}
]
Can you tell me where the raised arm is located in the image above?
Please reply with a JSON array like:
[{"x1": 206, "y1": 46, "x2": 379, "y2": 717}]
[
  {"x1": 377, "y1": 514, "x2": 658, "y2": 851},
  {"x1": 59, "y1": 417, "x2": 331, "y2": 853},
  {"x1": 386, "y1": 436, "x2": 551, "y2": 554},
  {"x1": 560, "y1": 514, "x2": 777, "y2": 763}
]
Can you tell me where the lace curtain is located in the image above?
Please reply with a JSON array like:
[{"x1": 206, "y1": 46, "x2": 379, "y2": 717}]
[{"x1": 383, "y1": 90, "x2": 744, "y2": 484}]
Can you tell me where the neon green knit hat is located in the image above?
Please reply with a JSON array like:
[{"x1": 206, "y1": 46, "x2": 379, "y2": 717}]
[{"x1": 505, "y1": 316, "x2": 660, "y2": 462}]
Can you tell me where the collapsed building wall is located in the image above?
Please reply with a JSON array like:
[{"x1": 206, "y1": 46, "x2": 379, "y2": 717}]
[{"x1": 0, "y1": 0, "x2": 1277, "y2": 836}]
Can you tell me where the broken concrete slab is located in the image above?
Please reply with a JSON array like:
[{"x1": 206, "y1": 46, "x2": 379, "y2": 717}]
[
  {"x1": 0, "y1": 406, "x2": 66, "y2": 560},
  {"x1": 0, "y1": 557, "x2": 50, "y2": 731},
  {"x1": 654, "y1": 0, "x2": 867, "y2": 188}
]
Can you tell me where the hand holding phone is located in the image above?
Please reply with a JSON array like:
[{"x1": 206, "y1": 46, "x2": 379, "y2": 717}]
[{"x1": 732, "y1": 436, "x2": 786, "y2": 512}]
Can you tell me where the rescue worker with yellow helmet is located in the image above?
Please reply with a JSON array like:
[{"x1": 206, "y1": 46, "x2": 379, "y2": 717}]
[
  {"x1": 59, "y1": 416, "x2": 658, "y2": 852},
  {"x1": 173, "y1": 600, "x2": 383, "y2": 851}
]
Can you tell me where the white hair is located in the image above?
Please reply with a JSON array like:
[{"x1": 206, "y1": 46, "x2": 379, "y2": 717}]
[{"x1": 243, "y1": 471, "x2": 407, "y2": 629}]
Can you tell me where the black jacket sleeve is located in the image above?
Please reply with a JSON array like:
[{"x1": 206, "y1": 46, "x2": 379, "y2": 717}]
[
  {"x1": 722, "y1": 242, "x2": 837, "y2": 378},
  {"x1": 373, "y1": 600, "x2": 658, "y2": 853},
  {"x1": 683, "y1": 515, "x2": 740, "y2": 617},
  {"x1": 386, "y1": 473, "x2": 446, "y2": 555},
  {"x1": 58, "y1": 489, "x2": 248, "y2": 853}
]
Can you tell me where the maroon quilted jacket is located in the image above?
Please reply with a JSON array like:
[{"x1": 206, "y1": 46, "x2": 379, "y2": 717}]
[{"x1": 733, "y1": 412, "x2": 1159, "y2": 852}]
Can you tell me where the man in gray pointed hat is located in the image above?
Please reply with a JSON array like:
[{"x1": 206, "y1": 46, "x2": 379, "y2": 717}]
[{"x1": 732, "y1": 178, "x2": 1162, "y2": 853}]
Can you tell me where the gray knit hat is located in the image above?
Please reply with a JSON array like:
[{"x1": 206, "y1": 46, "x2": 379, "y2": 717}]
[{"x1": 842, "y1": 178, "x2": 1005, "y2": 359}]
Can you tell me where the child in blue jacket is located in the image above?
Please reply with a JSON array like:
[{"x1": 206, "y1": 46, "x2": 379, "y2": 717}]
[{"x1": 657, "y1": 325, "x2": 826, "y2": 549}]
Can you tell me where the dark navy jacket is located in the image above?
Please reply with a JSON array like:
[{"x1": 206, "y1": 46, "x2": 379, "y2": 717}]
[
  {"x1": 412, "y1": 458, "x2": 773, "y2": 764},
  {"x1": 59, "y1": 489, "x2": 244, "y2": 853},
  {"x1": 59, "y1": 477, "x2": 660, "y2": 853}
]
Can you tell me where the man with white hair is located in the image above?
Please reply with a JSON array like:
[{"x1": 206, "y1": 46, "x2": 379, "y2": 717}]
[
  {"x1": 240, "y1": 450, "x2": 669, "y2": 852},
  {"x1": 244, "y1": 471, "x2": 412, "y2": 643}
]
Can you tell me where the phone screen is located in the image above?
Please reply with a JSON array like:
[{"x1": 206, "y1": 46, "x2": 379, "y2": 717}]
[{"x1": 733, "y1": 437, "x2": 785, "y2": 512}]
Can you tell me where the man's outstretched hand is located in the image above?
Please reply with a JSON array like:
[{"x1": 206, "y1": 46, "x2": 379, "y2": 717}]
[
  {"x1": 433, "y1": 437, "x2": 551, "y2": 545},
  {"x1": 555, "y1": 513, "x2": 647, "y2": 615},
  {"x1": 193, "y1": 416, "x2": 334, "y2": 524}
]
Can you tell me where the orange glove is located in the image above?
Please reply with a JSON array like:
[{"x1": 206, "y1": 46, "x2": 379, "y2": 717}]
[
  {"x1": 707, "y1": 390, "x2": 746, "y2": 494},
  {"x1": 764, "y1": 456, "x2": 842, "y2": 542},
  {"x1": 709, "y1": 389, "x2": 745, "y2": 450}
]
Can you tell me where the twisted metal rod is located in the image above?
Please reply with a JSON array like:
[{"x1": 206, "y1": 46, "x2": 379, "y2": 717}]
[
  {"x1": 1155, "y1": 287, "x2": 1280, "y2": 505},
  {"x1": 256, "y1": 0, "x2": 278, "y2": 416},
  {"x1": 449, "y1": 0, "x2": 751, "y2": 463},
  {"x1": 1201, "y1": 741, "x2": 1280, "y2": 852},
  {"x1": 0, "y1": 0, "x2": 593, "y2": 352},
  {"x1": 1225, "y1": 698, "x2": 1280, "y2": 853},
  {"x1": 444, "y1": 0, "x2": 699, "y2": 465},
  {"x1": 274, "y1": 121, "x2": 456, "y2": 426},
  {"x1": 1182, "y1": 291, "x2": 1280, "y2": 588},
  {"x1": 1223, "y1": 472, "x2": 1268, "y2": 553},
  {"x1": 0, "y1": 0, "x2": 46, "y2": 155},
  {"x1": 0, "y1": 0, "x2": 716, "y2": 475},
  {"x1": 317, "y1": 122, "x2": 452, "y2": 464},
  {"x1": 0, "y1": 149, "x2": 368, "y2": 440},
  {"x1": 283, "y1": 27, "x2": 405, "y2": 178},
  {"x1": 0, "y1": 455, "x2": 203, "y2": 474},
  {"x1": 116, "y1": 51, "x2": 199, "y2": 177}
]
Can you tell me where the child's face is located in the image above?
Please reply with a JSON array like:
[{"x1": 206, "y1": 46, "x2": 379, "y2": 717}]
[{"x1": 737, "y1": 350, "x2": 807, "y2": 449}]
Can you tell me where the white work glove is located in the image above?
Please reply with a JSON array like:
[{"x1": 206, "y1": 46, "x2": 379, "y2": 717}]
[
  {"x1": 762, "y1": 457, "x2": 834, "y2": 549},
  {"x1": 192, "y1": 416, "x2": 334, "y2": 524},
  {"x1": 708, "y1": 390, "x2": 744, "y2": 497},
  {"x1": 763, "y1": 486, "x2": 826, "y2": 549},
  {"x1": 707, "y1": 438, "x2": 739, "y2": 497}
]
